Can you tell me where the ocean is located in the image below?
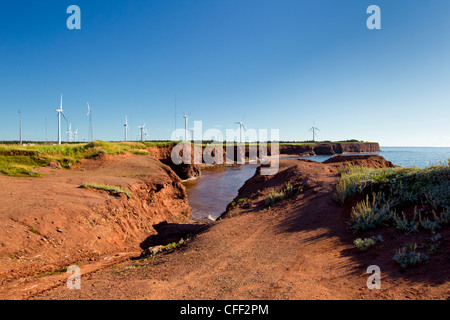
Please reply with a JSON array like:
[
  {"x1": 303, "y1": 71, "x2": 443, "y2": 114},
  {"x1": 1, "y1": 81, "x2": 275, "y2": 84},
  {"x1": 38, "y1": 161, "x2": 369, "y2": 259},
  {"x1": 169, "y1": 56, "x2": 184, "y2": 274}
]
[
  {"x1": 375, "y1": 147, "x2": 450, "y2": 168},
  {"x1": 298, "y1": 147, "x2": 450, "y2": 168}
]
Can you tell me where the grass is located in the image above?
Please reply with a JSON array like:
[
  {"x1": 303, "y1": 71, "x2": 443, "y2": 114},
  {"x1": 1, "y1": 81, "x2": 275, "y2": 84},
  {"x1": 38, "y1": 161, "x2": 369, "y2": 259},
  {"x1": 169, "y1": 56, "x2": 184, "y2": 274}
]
[
  {"x1": 34, "y1": 267, "x2": 68, "y2": 278},
  {"x1": 353, "y1": 235, "x2": 383, "y2": 252},
  {"x1": 334, "y1": 162, "x2": 449, "y2": 233},
  {"x1": 335, "y1": 160, "x2": 449, "y2": 268},
  {"x1": 230, "y1": 198, "x2": 252, "y2": 209},
  {"x1": 0, "y1": 140, "x2": 179, "y2": 177},
  {"x1": 264, "y1": 182, "x2": 299, "y2": 207},
  {"x1": 29, "y1": 226, "x2": 41, "y2": 235},
  {"x1": 80, "y1": 183, "x2": 132, "y2": 199}
]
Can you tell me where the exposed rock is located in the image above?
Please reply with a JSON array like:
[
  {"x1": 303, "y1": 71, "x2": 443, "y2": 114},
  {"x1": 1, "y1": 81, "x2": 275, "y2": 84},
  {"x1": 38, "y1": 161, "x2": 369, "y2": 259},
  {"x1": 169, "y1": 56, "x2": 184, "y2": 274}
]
[{"x1": 47, "y1": 161, "x2": 61, "y2": 169}]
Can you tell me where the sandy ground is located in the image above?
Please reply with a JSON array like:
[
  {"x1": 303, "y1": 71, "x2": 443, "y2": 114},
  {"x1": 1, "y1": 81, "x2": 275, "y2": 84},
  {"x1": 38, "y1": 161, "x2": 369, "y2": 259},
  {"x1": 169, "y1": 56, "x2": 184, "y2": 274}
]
[{"x1": 26, "y1": 157, "x2": 449, "y2": 300}]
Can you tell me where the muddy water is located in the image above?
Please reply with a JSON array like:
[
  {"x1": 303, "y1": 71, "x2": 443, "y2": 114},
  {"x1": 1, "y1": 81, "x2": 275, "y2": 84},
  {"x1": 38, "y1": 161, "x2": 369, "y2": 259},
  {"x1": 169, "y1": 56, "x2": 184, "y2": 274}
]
[
  {"x1": 183, "y1": 164, "x2": 258, "y2": 221},
  {"x1": 183, "y1": 155, "x2": 339, "y2": 222}
]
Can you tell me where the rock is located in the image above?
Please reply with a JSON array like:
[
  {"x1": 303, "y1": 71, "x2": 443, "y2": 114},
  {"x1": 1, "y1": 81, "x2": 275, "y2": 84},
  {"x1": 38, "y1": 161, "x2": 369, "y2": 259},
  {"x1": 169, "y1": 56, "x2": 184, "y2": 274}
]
[
  {"x1": 140, "y1": 245, "x2": 164, "y2": 257},
  {"x1": 47, "y1": 161, "x2": 61, "y2": 169}
]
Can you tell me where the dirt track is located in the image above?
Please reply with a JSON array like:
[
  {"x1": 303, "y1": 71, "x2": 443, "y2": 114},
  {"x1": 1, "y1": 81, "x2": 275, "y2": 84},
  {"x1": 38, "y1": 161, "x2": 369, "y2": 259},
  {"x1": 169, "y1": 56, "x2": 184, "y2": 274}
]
[{"x1": 28, "y1": 158, "x2": 449, "y2": 300}]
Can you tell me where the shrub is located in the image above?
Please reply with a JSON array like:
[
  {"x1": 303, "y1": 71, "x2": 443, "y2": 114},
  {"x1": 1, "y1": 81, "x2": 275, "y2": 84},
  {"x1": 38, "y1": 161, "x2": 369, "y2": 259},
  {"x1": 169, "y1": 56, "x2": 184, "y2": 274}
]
[
  {"x1": 265, "y1": 189, "x2": 286, "y2": 207},
  {"x1": 393, "y1": 212, "x2": 419, "y2": 234},
  {"x1": 353, "y1": 235, "x2": 383, "y2": 252},
  {"x1": 264, "y1": 182, "x2": 299, "y2": 207},
  {"x1": 349, "y1": 193, "x2": 393, "y2": 231},
  {"x1": 393, "y1": 244, "x2": 429, "y2": 268}
]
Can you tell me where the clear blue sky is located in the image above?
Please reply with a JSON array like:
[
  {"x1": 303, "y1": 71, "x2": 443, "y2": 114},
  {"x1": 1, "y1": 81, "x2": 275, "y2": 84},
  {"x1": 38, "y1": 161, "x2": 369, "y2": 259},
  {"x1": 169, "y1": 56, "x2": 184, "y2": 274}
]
[{"x1": 0, "y1": 0, "x2": 449, "y2": 146}]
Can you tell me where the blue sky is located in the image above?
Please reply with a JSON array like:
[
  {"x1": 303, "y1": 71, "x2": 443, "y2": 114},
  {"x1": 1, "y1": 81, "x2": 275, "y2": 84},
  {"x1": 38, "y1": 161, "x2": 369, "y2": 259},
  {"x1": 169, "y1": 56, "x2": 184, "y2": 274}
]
[{"x1": 0, "y1": 0, "x2": 449, "y2": 146}]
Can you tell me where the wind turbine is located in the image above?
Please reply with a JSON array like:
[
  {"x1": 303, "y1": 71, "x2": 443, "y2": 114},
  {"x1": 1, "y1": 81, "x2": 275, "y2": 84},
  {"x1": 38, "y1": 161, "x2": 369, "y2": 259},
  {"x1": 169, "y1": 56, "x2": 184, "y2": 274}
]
[
  {"x1": 56, "y1": 94, "x2": 67, "y2": 145},
  {"x1": 67, "y1": 123, "x2": 73, "y2": 142},
  {"x1": 138, "y1": 123, "x2": 146, "y2": 142},
  {"x1": 73, "y1": 129, "x2": 78, "y2": 142},
  {"x1": 235, "y1": 117, "x2": 247, "y2": 143},
  {"x1": 86, "y1": 103, "x2": 93, "y2": 142},
  {"x1": 182, "y1": 111, "x2": 192, "y2": 141},
  {"x1": 124, "y1": 116, "x2": 129, "y2": 141},
  {"x1": 309, "y1": 121, "x2": 320, "y2": 142}
]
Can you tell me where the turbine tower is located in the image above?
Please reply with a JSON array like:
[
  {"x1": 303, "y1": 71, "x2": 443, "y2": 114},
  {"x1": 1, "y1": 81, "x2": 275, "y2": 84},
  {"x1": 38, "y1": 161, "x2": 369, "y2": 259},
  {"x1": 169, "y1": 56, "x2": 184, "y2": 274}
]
[
  {"x1": 182, "y1": 111, "x2": 192, "y2": 141},
  {"x1": 73, "y1": 129, "x2": 78, "y2": 142},
  {"x1": 309, "y1": 121, "x2": 320, "y2": 142},
  {"x1": 124, "y1": 116, "x2": 129, "y2": 141},
  {"x1": 67, "y1": 123, "x2": 73, "y2": 142},
  {"x1": 19, "y1": 110, "x2": 22, "y2": 146},
  {"x1": 86, "y1": 102, "x2": 93, "y2": 142},
  {"x1": 235, "y1": 117, "x2": 247, "y2": 143},
  {"x1": 56, "y1": 94, "x2": 67, "y2": 145},
  {"x1": 138, "y1": 123, "x2": 146, "y2": 142}
]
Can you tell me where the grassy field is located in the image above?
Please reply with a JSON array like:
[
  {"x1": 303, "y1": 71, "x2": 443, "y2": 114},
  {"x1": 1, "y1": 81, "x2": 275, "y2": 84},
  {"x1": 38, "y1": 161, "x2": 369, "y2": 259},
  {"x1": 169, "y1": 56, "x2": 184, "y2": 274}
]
[{"x1": 0, "y1": 141, "x2": 179, "y2": 177}]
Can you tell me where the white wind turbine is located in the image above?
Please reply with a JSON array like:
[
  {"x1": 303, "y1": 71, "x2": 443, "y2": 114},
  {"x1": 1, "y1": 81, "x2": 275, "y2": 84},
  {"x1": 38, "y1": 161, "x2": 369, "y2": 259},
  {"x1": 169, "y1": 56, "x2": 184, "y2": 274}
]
[
  {"x1": 309, "y1": 121, "x2": 320, "y2": 142},
  {"x1": 235, "y1": 117, "x2": 247, "y2": 143},
  {"x1": 138, "y1": 123, "x2": 146, "y2": 142},
  {"x1": 73, "y1": 129, "x2": 78, "y2": 142},
  {"x1": 56, "y1": 94, "x2": 67, "y2": 145},
  {"x1": 124, "y1": 116, "x2": 129, "y2": 141},
  {"x1": 67, "y1": 123, "x2": 73, "y2": 142},
  {"x1": 182, "y1": 111, "x2": 192, "y2": 141}
]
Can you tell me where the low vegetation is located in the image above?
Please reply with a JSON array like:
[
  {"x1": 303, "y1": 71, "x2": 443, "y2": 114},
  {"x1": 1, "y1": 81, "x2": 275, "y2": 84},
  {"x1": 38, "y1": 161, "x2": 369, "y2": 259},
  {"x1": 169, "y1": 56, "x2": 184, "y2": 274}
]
[
  {"x1": 265, "y1": 182, "x2": 300, "y2": 207},
  {"x1": 335, "y1": 161, "x2": 449, "y2": 268},
  {"x1": 0, "y1": 140, "x2": 180, "y2": 177},
  {"x1": 230, "y1": 198, "x2": 252, "y2": 209},
  {"x1": 393, "y1": 244, "x2": 429, "y2": 269},
  {"x1": 353, "y1": 235, "x2": 383, "y2": 252},
  {"x1": 80, "y1": 183, "x2": 132, "y2": 199}
]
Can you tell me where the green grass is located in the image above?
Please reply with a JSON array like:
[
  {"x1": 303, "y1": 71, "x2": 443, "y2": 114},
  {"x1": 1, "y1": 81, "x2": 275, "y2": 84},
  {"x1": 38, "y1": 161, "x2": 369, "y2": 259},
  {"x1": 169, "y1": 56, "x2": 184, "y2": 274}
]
[
  {"x1": 264, "y1": 182, "x2": 299, "y2": 207},
  {"x1": 353, "y1": 235, "x2": 383, "y2": 252},
  {"x1": 29, "y1": 226, "x2": 41, "y2": 235},
  {"x1": 80, "y1": 183, "x2": 132, "y2": 199},
  {"x1": 0, "y1": 140, "x2": 178, "y2": 177},
  {"x1": 34, "y1": 267, "x2": 68, "y2": 278}
]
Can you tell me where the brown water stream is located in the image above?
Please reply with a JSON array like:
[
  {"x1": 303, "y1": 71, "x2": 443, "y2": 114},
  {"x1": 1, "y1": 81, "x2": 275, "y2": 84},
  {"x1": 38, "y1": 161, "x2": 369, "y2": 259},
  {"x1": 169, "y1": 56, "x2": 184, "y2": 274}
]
[{"x1": 183, "y1": 164, "x2": 258, "y2": 221}]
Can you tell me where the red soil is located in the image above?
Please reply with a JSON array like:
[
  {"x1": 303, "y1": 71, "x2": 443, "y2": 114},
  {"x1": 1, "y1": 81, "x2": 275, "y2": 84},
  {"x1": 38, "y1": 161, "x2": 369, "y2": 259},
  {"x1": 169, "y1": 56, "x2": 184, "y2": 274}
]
[
  {"x1": 0, "y1": 152, "x2": 194, "y2": 298},
  {"x1": 15, "y1": 155, "x2": 449, "y2": 300}
]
